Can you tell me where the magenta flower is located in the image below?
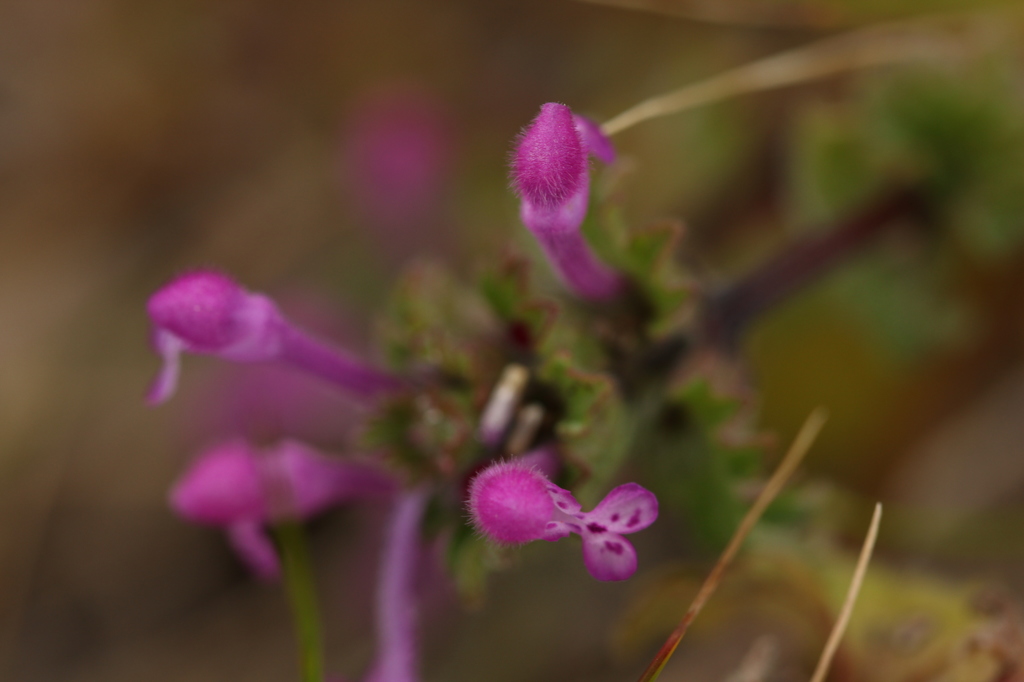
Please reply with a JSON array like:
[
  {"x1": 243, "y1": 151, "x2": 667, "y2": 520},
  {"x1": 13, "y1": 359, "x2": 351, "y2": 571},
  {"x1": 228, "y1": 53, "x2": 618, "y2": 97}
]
[
  {"x1": 341, "y1": 86, "x2": 453, "y2": 261},
  {"x1": 170, "y1": 439, "x2": 396, "y2": 580},
  {"x1": 146, "y1": 270, "x2": 404, "y2": 404},
  {"x1": 468, "y1": 462, "x2": 657, "y2": 581},
  {"x1": 511, "y1": 103, "x2": 623, "y2": 301}
]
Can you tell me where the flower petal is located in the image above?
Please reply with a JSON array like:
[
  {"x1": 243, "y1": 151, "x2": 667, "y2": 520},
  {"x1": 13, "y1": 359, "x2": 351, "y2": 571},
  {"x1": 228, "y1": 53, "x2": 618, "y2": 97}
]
[
  {"x1": 581, "y1": 532, "x2": 637, "y2": 581},
  {"x1": 277, "y1": 440, "x2": 396, "y2": 517},
  {"x1": 169, "y1": 441, "x2": 267, "y2": 524},
  {"x1": 544, "y1": 482, "x2": 582, "y2": 515},
  {"x1": 146, "y1": 330, "x2": 184, "y2": 405},
  {"x1": 587, "y1": 482, "x2": 658, "y2": 535},
  {"x1": 226, "y1": 520, "x2": 280, "y2": 580},
  {"x1": 573, "y1": 114, "x2": 616, "y2": 165},
  {"x1": 542, "y1": 519, "x2": 576, "y2": 541}
]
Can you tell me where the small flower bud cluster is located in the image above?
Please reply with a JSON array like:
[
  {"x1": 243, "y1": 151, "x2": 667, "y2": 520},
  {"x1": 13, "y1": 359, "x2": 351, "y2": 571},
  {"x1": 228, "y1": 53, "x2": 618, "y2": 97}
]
[
  {"x1": 511, "y1": 103, "x2": 623, "y2": 300},
  {"x1": 468, "y1": 462, "x2": 658, "y2": 581}
]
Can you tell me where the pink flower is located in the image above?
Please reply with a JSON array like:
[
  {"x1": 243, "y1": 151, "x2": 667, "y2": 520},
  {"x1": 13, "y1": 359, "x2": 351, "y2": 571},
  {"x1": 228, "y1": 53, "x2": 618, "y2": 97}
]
[
  {"x1": 467, "y1": 462, "x2": 657, "y2": 581},
  {"x1": 510, "y1": 103, "x2": 623, "y2": 301},
  {"x1": 170, "y1": 439, "x2": 396, "y2": 580},
  {"x1": 342, "y1": 87, "x2": 452, "y2": 230},
  {"x1": 146, "y1": 270, "x2": 403, "y2": 404}
]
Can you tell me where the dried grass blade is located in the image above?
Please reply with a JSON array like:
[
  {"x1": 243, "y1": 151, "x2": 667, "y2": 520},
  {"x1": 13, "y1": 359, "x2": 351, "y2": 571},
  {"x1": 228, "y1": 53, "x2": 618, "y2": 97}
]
[
  {"x1": 602, "y1": 24, "x2": 957, "y2": 136},
  {"x1": 634, "y1": 407, "x2": 829, "y2": 682},
  {"x1": 807, "y1": 502, "x2": 882, "y2": 682}
]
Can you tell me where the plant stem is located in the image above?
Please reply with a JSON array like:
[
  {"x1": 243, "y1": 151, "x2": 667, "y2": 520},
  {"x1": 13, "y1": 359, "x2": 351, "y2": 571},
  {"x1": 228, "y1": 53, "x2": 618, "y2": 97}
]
[
  {"x1": 702, "y1": 188, "x2": 927, "y2": 350},
  {"x1": 275, "y1": 522, "x2": 325, "y2": 682},
  {"x1": 364, "y1": 486, "x2": 430, "y2": 682}
]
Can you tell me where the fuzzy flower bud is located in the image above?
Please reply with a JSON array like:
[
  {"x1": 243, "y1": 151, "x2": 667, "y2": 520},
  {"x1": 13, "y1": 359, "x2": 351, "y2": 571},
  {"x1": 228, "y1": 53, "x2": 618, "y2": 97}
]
[
  {"x1": 510, "y1": 104, "x2": 623, "y2": 300},
  {"x1": 170, "y1": 439, "x2": 396, "y2": 580},
  {"x1": 468, "y1": 462, "x2": 554, "y2": 544},
  {"x1": 146, "y1": 270, "x2": 403, "y2": 404},
  {"x1": 513, "y1": 103, "x2": 587, "y2": 211},
  {"x1": 467, "y1": 462, "x2": 658, "y2": 581}
]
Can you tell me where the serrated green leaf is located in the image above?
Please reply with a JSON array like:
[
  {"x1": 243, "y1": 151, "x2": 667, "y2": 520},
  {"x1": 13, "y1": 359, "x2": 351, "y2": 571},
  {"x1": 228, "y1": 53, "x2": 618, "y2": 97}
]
[
  {"x1": 379, "y1": 262, "x2": 492, "y2": 376},
  {"x1": 538, "y1": 352, "x2": 612, "y2": 438},
  {"x1": 580, "y1": 188, "x2": 693, "y2": 338},
  {"x1": 537, "y1": 352, "x2": 630, "y2": 502},
  {"x1": 640, "y1": 377, "x2": 766, "y2": 550},
  {"x1": 478, "y1": 252, "x2": 560, "y2": 350}
]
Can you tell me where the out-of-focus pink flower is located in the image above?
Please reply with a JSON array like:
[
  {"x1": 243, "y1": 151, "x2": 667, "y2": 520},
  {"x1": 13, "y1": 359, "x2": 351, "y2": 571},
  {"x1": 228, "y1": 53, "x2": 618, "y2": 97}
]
[
  {"x1": 467, "y1": 461, "x2": 657, "y2": 581},
  {"x1": 180, "y1": 291, "x2": 372, "y2": 448},
  {"x1": 511, "y1": 103, "x2": 623, "y2": 300},
  {"x1": 340, "y1": 86, "x2": 453, "y2": 260},
  {"x1": 170, "y1": 439, "x2": 396, "y2": 580},
  {"x1": 146, "y1": 270, "x2": 404, "y2": 404}
]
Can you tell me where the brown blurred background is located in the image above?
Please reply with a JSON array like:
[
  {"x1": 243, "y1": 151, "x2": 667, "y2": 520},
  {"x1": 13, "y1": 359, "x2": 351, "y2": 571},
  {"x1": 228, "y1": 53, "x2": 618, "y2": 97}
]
[{"x1": 4, "y1": 1, "x2": 1024, "y2": 681}]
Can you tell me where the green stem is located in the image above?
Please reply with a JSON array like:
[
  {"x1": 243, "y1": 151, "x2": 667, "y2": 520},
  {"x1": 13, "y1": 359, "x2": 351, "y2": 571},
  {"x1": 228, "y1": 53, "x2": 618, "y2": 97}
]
[{"x1": 274, "y1": 522, "x2": 325, "y2": 682}]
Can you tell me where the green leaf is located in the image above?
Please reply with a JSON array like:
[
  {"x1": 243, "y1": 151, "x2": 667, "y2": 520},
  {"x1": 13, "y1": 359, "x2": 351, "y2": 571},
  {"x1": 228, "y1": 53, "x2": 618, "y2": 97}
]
[
  {"x1": 581, "y1": 185, "x2": 693, "y2": 338},
  {"x1": 644, "y1": 378, "x2": 766, "y2": 550},
  {"x1": 870, "y1": 66, "x2": 1024, "y2": 257},
  {"x1": 788, "y1": 104, "x2": 883, "y2": 229},
  {"x1": 362, "y1": 390, "x2": 477, "y2": 476},
  {"x1": 478, "y1": 252, "x2": 560, "y2": 350},
  {"x1": 379, "y1": 262, "x2": 492, "y2": 376},
  {"x1": 537, "y1": 352, "x2": 630, "y2": 503}
]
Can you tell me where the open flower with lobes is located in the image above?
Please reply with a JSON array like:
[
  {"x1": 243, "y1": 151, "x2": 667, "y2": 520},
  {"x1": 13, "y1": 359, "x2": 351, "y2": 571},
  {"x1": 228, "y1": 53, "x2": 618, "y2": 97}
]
[
  {"x1": 146, "y1": 270, "x2": 404, "y2": 404},
  {"x1": 468, "y1": 461, "x2": 658, "y2": 581},
  {"x1": 511, "y1": 103, "x2": 623, "y2": 300},
  {"x1": 170, "y1": 439, "x2": 396, "y2": 580}
]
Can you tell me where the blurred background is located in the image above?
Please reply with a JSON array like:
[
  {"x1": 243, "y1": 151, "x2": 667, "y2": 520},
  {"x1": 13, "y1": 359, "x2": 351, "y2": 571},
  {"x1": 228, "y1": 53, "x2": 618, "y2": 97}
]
[{"x1": 5, "y1": 0, "x2": 1024, "y2": 680}]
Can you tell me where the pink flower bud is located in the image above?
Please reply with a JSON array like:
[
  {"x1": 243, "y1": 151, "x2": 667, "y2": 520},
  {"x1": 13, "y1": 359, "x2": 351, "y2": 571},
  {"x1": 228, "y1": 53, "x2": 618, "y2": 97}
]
[
  {"x1": 468, "y1": 462, "x2": 554, "y2": 544},
  {"x1": 509, "y1": 104, "x2": 624, "y2": 300},
  {"x1": 512, "y1": 103, "x2": 587, "y2": 210}
]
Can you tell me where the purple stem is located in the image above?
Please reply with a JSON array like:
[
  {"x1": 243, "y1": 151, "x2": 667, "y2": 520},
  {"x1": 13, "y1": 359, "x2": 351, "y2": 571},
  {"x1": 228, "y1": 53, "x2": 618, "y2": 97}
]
[
  {"x1": 278, "y1": 326, "x2": 405, "y2": 398},
  {"x1": 702, "y1": 189, "x2": 925, "y2": 350},
  {"x1": 364, "y1": 486, "x2": 429, "y2": 682}
]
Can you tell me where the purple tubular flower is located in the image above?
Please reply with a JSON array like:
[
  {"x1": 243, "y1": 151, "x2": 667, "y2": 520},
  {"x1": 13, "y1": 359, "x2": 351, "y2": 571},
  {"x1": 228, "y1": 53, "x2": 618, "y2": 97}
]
[
  {"x1": 146, "y1": 270, "x2": 404, "y2": 405},
  {"x1": 467, "y1": 462, "x2": 657, "y2": 581},
  {"x1": 363, "y1": 487, "x2": 429, "y2": 682},
  {"x1": 170, "y1": 439, "x2": 396, "y2": 580},
  {"x1": 511, "y1": 103, "x2": 623, "y2": 301}
]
